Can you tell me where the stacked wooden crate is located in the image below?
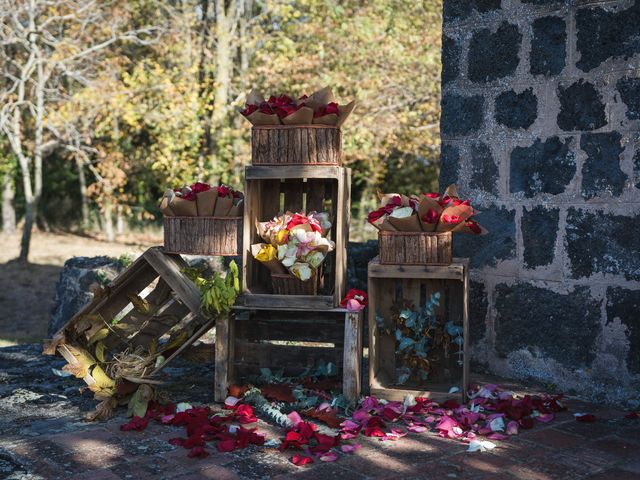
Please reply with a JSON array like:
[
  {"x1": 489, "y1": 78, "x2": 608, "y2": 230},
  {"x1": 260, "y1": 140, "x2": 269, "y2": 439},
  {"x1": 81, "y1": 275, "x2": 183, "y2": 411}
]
[{"x1": 215, "y1": 125, "x2": 362, "y2": 401}]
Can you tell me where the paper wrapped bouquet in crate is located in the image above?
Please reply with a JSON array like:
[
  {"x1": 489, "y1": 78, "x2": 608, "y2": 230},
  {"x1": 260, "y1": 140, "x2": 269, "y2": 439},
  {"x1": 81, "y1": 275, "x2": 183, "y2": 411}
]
[
  {"x1": 238, "y1": 87, "x2": 356, "y2": 166},
  {"x1": 160, "y1": 182, "x2": 243, "y2": 256},
  {"x1": 369, "y1": 185, "x2": 487, "y2": 265}
]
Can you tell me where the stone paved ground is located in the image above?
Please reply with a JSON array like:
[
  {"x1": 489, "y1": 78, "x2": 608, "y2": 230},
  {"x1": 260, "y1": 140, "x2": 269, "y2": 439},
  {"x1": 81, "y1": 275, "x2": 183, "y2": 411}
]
[{"x1": 1, "y1": 344, "x2": 639, "y2": 480}]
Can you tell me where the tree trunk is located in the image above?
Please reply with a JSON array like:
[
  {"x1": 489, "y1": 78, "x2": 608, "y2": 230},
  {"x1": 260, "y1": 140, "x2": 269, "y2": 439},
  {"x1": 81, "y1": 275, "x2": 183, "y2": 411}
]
[
  {"x1": 116, "y1": 205, "x2": 124, "y2": 235},
  {"x1": 2, "y1": 170, "x2": 16, "y2": 234},
  {"x1": 197, "y1": 0, "x2": 213, "y2": 172},
  {"x1": 103, "y1": 200, "x2": 114, "y2": 242},
  {"x1": 75, "y1": 156, "x2": 90, "y2": 228},
  {"x1": 213, "y1": 0, "x2": 232, "y2": 128}
]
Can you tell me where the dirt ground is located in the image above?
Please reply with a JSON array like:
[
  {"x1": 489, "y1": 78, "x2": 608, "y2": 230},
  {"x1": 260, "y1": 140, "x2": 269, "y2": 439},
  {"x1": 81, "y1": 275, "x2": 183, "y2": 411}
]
[{"x1": 0, "y1": 230, "x2": 161, "y2": 345}]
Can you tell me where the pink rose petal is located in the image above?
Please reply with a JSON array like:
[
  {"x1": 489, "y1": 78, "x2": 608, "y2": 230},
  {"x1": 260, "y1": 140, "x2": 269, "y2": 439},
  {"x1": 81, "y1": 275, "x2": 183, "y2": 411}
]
[
  {"x1": 341, "y1": 444, "x2": 361, "y2": 454},
  {"x1": 319, "y1": 451, "x2": 339, "y2": 462}
]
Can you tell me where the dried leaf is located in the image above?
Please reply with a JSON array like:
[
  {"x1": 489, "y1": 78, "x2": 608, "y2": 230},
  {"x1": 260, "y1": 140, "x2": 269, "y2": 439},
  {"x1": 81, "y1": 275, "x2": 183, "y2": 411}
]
[
  {"x1": 59, "y1": 344, "x2": 96, "y2": 379},
  {"x1": 228, "y1": 384, "x2": 249, "y2": 398},
  {"x1": 95, "y1": 342, "x2": 106, "y2": 362},
  {"x1": 128, "y1": 293, "x2": 151, "y2": 315},
  {"x1": 302, "y1": 407, "x2": 344, "y2": 428},
  {"x1": 91, "y1": 365, "x2": 116, "y2": 389},
  {"x1": 127, "y1": 384, "x2": 154, "y2": 418},
  {"x1": 261, "y1": 384, "x2": 296, "y2": 403},
  {"x1": 88, "y1": 328, "x2": 110, "y2": 345},
  {"x1": 85, "y1": 397, "x2": 118, "y2": 422}
]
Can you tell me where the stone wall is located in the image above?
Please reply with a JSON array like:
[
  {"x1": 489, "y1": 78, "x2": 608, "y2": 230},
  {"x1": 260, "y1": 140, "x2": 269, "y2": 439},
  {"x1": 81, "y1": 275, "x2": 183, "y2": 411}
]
[{"x1": 440, "y1": 0, "x2": 640, "y2": 403}]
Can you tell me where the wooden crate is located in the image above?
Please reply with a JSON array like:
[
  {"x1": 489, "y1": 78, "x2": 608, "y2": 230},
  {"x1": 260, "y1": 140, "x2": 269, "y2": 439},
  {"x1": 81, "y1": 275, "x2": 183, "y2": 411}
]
[
  {"x1": 239, "y1": 165, "x2": 350, "y2": 309},
  {"x1": 215, "y1": 306, "x2": 363, "y2": 402},
  {"x1": 378, "y1": 231, "x2": 452, "y2": 265},
  {"x1": 252, "y1": 125, "x2": 341, "y2": 166},
  {"x1": 45, "y1": 247, "x2": 212, "y2": 387},
  {"x1": 367, "y1": 256, "x2": 469, "y2": 402},
  {"x1": 163, "y1": 216, "x2": 242, "y2": 256}
]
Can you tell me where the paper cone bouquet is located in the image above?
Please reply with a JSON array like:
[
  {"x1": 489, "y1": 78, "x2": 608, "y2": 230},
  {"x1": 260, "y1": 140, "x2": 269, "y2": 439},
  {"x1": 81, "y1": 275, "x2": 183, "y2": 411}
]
[
  {"x1": 368, "y1": 185, "x2": 488, "y2": 235},
  {"x1": 252, "y1": 211, "x2": 335, "y2": 281},
  {"x1": 160, "y1": 182, "x2": 244, "y2": 217},
  {"x1": 239, "y1": 87, "x2": 356, "y2": 127}
]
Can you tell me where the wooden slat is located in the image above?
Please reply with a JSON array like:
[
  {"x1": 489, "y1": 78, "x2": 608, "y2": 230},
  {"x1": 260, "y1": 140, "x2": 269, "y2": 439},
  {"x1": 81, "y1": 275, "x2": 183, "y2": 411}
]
[
  {"x1": 237, "y1": 293, "x2": 335, "y2": 310},
  {"x1": 305, "y1": 179, "x2": 326, "y2": 212},
  {"x1": 215, "y1": 313, "x2": 233, "y2": 402},
  {"x1": 368, "y1": 257, "x2": 465, "y2": 280},
  {"x1": 129, "y1": 298, "x2": 190, "y2": 348},
  {"x1": 163, "y1": 217, "x2": 242, "y2": 256},
  {"x1": 245, "y1": 165, "x2": 343, "y2": 180},
  {"x1": 243, "y1": 178, "x2": 261, "y2": 295},
  {"x1": 234, "y1": 340, "x2": 342, "y2": 371},
  {"x1": 343, "y1": 311, "x2": 363, "y2": 401},
  {"x1": 234, "y1": 316, "x2": 345, "y2": 344},
  {"x1": 282, "y1": 179, "x2": 304, "y2": 212},
  {"x1": 143, "y1": 248, "x2": 201, "y2": 314}
]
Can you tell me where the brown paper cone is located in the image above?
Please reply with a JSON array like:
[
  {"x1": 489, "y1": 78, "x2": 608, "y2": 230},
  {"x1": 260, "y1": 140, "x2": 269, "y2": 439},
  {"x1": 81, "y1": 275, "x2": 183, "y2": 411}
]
[
  {"x1": 227, "y1": 199, "x2": 243, "y2": 217},
  {"x1": 436, "y1": 204, "x2": 474, "y2": 232},
  {"x1": 246, "y1": 110, "x2": 281, "y2": 126},
  {"x1": 379, "y1": 193, "x2": 411, "y2": 207},
  {"x1": 443, "y1": 184, "x2": 460, "y2": 199},
  {"x1": 336, "y1": 100, "x2": 356, "y2": 127},
  {"x1": 196, "y1": 189, "x2": 217, "y2": 216},
  {"x1": 246, "y1": 89, "x2": 265, "y2": 106},
  {"x1": 418, "y1": 197, "x2": 443, "y2": 232},
  {"x1": 213, "y1": 196, "x2": 233, "y2": 216},
  {"x1": 170, "y1": 197, "x2": 198, "y2": 216},
  {"x1": 388, "y1": 213, "x2": 422, "y2": 232},
  {"x1": 159, "y1": 196, "x2": 175, "y2": 217},
  {"x1": 282, "y1": 106, "x2": 314, "y2": 125},
  {"x1": 310, "y1": 86, "x2": 335, "y2": 106},
  {"x1": 370, "y1": 217, "x2": 397, "y2": 231},
  {"x1": 312, "y1": 113, "x2": 339, "y2": 126},
  {"x1": 453, "y1": 220, "x2": 488, "y2": 235},
  {"x1": 251, "y1": 244, "x2": 287, "y2": 274}
]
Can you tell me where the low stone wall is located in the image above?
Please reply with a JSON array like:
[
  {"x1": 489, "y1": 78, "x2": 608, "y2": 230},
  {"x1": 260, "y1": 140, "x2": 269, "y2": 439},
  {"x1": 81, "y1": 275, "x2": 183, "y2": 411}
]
[{"x1": 440, "y1": 0, "x2": 640, "y2": 403}]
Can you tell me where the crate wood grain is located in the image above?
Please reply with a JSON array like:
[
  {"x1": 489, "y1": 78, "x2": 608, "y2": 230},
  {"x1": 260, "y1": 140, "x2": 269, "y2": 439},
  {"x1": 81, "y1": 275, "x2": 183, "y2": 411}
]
[
  {"x1": 240, "y1": 165, "x2": 350, "y2": 309},
  {"x1": 378, "y1": 231, "x2": 452, "y2": 265},
  {"x1": 214, "y1": 307, "x2": 363, "y2": 402},
  {"x1": 252, "y1": 125, "x2": 341, "y2": 166},
  {"x1": 46, "y1": 247, "x2": 210, "y2": 388},
  {"x1": 367, "y1": 256, "x2": 469, "y2": 402},
  {"x1": 164, "y1": 216, "x2": 242, "y2": 256}
]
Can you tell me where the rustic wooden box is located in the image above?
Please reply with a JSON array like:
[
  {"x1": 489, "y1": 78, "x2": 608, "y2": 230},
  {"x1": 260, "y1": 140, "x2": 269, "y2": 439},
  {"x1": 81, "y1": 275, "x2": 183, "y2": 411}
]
[
  {"x1": 252, "y1": 125, "x2": 341, "y2": 166},
  {"x1": 163, "y1": 216, "x2": 242, "y2": 256},
  {"x1": 45, "y1": 247, "x2": 212, "y2": 387},
  {"x1": 367, "y1": 256, "x2": 469, "y2": 402},
  {"x1": 215, "y1": 306, "x2": 363, "y2": 402},
  {"x1": 271, "y1": 272, "x2": 318, "y2": 295},
  {"x1": 378, "y1": 231, "x2": 452, "y2": 265},
  {"x1": 240, "y1": 165, "x2": 350, "y2": 309}
]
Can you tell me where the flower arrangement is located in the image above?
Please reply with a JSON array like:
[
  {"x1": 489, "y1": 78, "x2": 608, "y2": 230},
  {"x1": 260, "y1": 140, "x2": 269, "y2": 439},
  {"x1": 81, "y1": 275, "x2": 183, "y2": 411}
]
[
  {"x1": 252, "y1": 211, "x2": 335, "y2": 283},
  {"x1": 367, "y1": 184, "x2": 488, "y2": 235},
  {"x1": 239, "y1": 87, "x2": 356, "y2": 127},
  {"x1": 160, "y1": 182, "x2": 243, "y2": 217},
  {"x1": 340, "y1": 289, "x2": 368, "y2": 312}
]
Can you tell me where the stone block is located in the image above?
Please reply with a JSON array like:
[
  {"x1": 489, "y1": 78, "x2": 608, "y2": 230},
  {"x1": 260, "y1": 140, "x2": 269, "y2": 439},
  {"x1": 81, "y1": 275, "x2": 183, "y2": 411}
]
[
  {"x1": 576, "y1": 2, "x2": 640, "y2": 73},
  {"x1": 468, "y1": 22, "x2": 522, "y2": 83},
  {"x1": 580, "y1": 132, "x2": 626, "y2": 199},
  {"x1": 530, "y1": 16, "x2": 566, "y2": 76},
  {"x1": 469, "y1": 142, "x2": 499, "y2": 195},
  {"x1": 452, "y1": 205, "x2": 516, "y2": 268},
  {"x1": 495, "y1": 283, "x2": 600, "y2": 366},
  {"x1": 469, "y1": 280, "x2": 488, "y2": 346},
  {"x1": 566, "y1": 208, "x2": 640, "y2": 281},
  {"x1": 495, "y1": 88, "x2": 538, "y2": 130},
  {"x1": 439, "y1": 143, "x2": 460, "y2": 188},
  {"x1": 440, "y1": 94, "x2": 484, "y2": 137},
  {"x1": 557, "y1": 80, "x2": 606, "y2": 131},
  {"x1": 442, "y1": 36, "x2": 461, "y2": 85},
  {"x1": 606, "y1": 287, "x2": 640, "y2": 374},
  {"x1": 521, "y1": 206, "x2": 559, "y2": 268},
  {"x1": 510, "y1": 136, "x2": 576, "y2": 197},
  {"x1": 443, "y1": 0, "x2": 501, "y2": 21},
  {"x1": 521, "y1": 0, "x2": 565, "y2": 4},
  {"x1": 634, "y1": 149, "x2": 640, "y2": 189},
  {"x1": 617, "y1": 76, "x2": 640, "y2": 120}
]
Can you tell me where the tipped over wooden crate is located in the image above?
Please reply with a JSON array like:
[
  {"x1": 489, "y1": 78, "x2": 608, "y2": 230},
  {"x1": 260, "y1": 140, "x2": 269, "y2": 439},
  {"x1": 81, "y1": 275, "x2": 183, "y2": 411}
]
[{"x1": 44, "y1": 247, "x2": 211, "y2": 388}]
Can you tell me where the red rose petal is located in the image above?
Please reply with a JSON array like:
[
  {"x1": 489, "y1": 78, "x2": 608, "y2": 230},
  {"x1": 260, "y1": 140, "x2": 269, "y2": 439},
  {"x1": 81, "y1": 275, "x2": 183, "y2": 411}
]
[{"x1": 291, "y1": 454, "x2": 314, "y2": 466}]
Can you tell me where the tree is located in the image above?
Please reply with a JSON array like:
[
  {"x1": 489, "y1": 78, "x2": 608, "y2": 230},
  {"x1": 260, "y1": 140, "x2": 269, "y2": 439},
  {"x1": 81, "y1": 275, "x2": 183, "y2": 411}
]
[{"x1": 0, "y1": 0, "x2": 160, "y2": 260}]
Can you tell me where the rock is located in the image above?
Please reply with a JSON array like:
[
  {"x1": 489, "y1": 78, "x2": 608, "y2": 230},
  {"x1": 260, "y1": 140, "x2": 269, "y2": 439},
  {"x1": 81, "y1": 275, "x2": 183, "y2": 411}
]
[
  {"x1": 439, "y1": 144, "x2": 461, "y2": 188},
  {"x1": 606, "y1": 287, "x2": 640, "y2": 374},
  {"x1": 617, "y1": 76, "x2": 640, "y2": 120},
  {"x1": 452, "y1": 205, "x2": 516, "y2": 268},
  {"x1": 443, "y1": 0, "x2": 502, "y2": 21},
  {"x1": 521, "y1": 206, "x2": 560, "y2": 268},
  {"x1": 510, "y1": 136, "x2": 576, "y2": 197},
  {"x1": 442, "y1": 36, "x2": 461, "y2": 85},
  {"x1": 469, "y1": 280, "x2": 488, "y2": 346},
  {"x1": 347, "y1": 241, "x2": 379, "y2": 291},
  {"x1": 530, "y1": 16, "x2": 566, "y2": 76},
  {"x1": 635, "y1": 149, "x2": 640, "y2": 189},
  {"x1": 495, "y1": 283, "x2": 601, "y2": 367},
  {"x1": 576, "y1": 2, "x2": 640, "y2": 73},
  {"x1": 48, "y1": 256, "x2": 124, "y2": 336},
  {"x1": 557, "y1": 80, "x2": 606, "y2": 131},
  {"x1": 580, "y1": 132, "x2": 626, "y2": 199},
  {"x1": 440, "y1": 94, "x2": 485, "y2": 137},
  {"x1": 566, "y1": 208, "x2": 640, "y2": 281},
  {"x1": 495, "y1": 88, "x2": 538, "y2": 130},
  {"x1": 468, "y1": 22, "x2": 521, "y2": 83},
  {"x1": 469, "y1": 142, "x2": 499, "y2": 195}
]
